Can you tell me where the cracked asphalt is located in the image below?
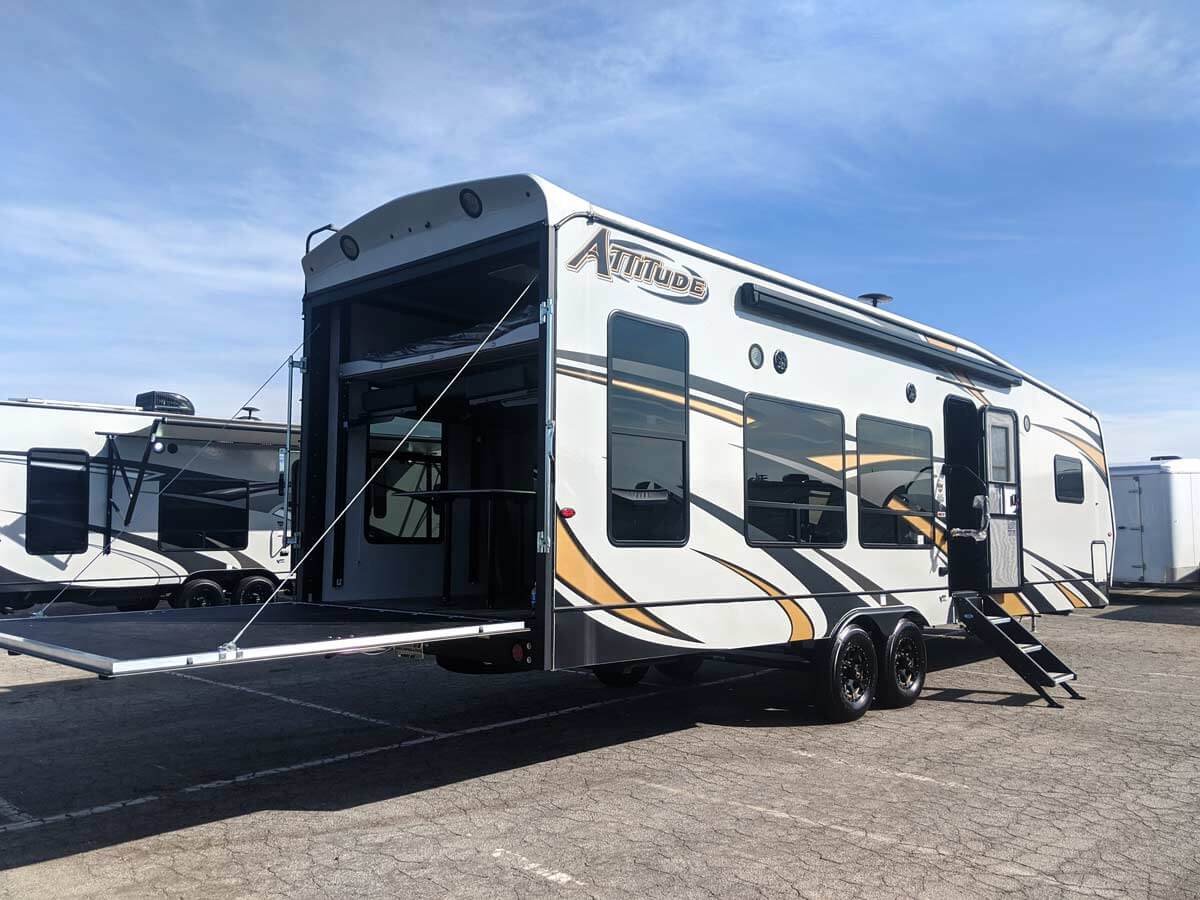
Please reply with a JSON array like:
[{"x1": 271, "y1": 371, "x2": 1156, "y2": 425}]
[{"x1": 1, "y1": 596, "x2": 1199, "y2": 899}]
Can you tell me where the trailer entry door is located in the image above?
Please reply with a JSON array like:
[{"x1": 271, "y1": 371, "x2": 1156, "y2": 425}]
[
  {"x1": 982, "y1": 408, "x2": 1023, "y2": 590},
  {"x1": 0, "y1": 603, "x2": 527, "y2": 677}
]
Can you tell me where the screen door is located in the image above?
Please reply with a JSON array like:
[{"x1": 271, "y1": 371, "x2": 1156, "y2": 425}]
[{"x1": 982, "y1": 408, "x2": 1022, "y2": 590}]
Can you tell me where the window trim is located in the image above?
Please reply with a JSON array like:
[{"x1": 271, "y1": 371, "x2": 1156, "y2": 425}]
[
  {"x1": 363, "y1": 421, "x2": 446, "y2": 545},
  {"x1": 606, "y1": 309, "x2": 690, "y2": 548},
  {"x1": 1053, "y1": 454, "x2": 1085, "y2": 505},
  {"x1": 855, "y1": 414, "x2": 936, "y2": 550},
  {"x1": 25, "y1": 447, "x2": 90, "y2": 556},
  {"x1": 157, "y1": 473, "x2": 251, "y2": 553},
  {"x1": 742, "y1": 393, "x2": 847, "y2": 549}
]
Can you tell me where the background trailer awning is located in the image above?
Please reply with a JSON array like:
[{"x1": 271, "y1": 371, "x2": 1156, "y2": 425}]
[{"x1": 0, "y1": 604, "x2": 527, "y2": 677}]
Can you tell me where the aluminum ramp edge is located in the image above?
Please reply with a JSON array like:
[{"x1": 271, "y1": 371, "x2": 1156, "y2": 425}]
[{"x1": 0, "y1": 620, "x2": 528, "y2": 677}]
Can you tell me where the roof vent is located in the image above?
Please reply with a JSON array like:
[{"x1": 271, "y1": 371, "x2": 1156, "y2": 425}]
[
  {"x1": 1150, "y1": 455, "x2": 1181, "y2": 461},
  {"x1": 135, "y1": 391, "x2": 195, "y2": 416}
]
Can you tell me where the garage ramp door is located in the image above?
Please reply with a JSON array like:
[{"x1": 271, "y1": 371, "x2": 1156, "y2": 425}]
[{"x1": 0, "y1": 603, "x2": 527, "y2": 677}]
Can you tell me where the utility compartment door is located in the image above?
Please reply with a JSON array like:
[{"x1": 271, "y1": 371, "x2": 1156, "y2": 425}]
[
  {"x1": 0, "y1": 603, "x2": 527, "y2": 677},
  {"x1": 982, "y1": 408, "x2": 1022, "y2": 591}
]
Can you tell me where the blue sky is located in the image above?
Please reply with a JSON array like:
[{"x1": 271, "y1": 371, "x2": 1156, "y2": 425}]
[{"x1": 1, "y1": 1, "x2": 1197, "y2": 462}]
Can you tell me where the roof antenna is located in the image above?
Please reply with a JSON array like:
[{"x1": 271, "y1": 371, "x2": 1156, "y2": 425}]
[
  {"x1": 858, "y1": 293, "x2": 893, "y2": 309},
  {"x1": 238, "y1": 406, "x2": 261, "y2": 421}
]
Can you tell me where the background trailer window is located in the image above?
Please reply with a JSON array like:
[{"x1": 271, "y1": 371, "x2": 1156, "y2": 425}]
[
  {"x1": 857, "y1": 417, "x2": 935, "y2": 548},
  {"x1": 1054, "y1": 455, "x2": 1085, "y2": 503},
  {"x1": 26, "y1": 448, "x2": 90, "y2": 555},
  {"x1": 365, "y1": 417, "x2": 444, "y2": 543},
  {"x1": 744, "y1": 397, "x2": 846, "y2": 546},
  {"x1": 159, "y1": 474, "x2": 250, "y2": 551},
  {"x1": 608, "y1": 313, "x2": 689, "y2": 545}
]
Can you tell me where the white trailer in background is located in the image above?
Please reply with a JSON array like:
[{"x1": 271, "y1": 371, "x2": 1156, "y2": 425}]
[
  {"x1": 1112, "y1": 457, "x2": 1200, "y2": 587},
  {"x1": 0, "y1": 392, "x2": 298, "y2": 613}
]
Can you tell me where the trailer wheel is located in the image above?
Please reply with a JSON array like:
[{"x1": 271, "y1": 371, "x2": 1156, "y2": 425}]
[
  {"x1": 654, "y1": 656, "x2": 703, "y2": 682},
  {"x1": 234, "y1": 575, "x2": 276, "y2": 606},
  {"x1": 593, "y1": 663, "x2": 649, "y2": 687},
  {"x1": 877, "y1": 619, "x2": 926, "y2": 708},
  {"x1": 175, "y1": 578, "x2": 226, "y2": 609},
  {"x1": 817, "y1": 625, "x2": 877, "y2": 722}
]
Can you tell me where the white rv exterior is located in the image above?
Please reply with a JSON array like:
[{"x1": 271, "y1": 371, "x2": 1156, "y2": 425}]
[
  {"x1": 295, "y1": 175, "x2": 1113, "y2": 676},
  {"x1": 1112, "y1": 458, "x2": 1200, "y2": 586},
  {"x1": 0, "y1": 175, "x2": 1111, "y2": 717},
  {"x1": 0, "y1": 396, "x2": 297, "y2": 613}
]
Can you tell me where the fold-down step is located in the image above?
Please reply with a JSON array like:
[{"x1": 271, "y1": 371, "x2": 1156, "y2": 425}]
[{"x1": 0, "y1": 603, "x2": 528, "y2": 678}]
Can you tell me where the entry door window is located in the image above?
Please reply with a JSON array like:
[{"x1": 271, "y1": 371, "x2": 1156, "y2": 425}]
[{"x1": 989, "y1": 423, "x2": 1015, "y2": 483}]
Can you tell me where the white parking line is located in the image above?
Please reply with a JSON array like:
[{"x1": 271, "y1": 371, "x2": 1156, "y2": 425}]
[
  {"x1": 788, "y1": 749, "x2": 967, "y2": 790},
  {"x1": 170, "y1": 672, "x2": 445, "y2": 734},
  {"x1": 639, "y1": 780, "x2": 946, "y2": 856},
  {"x1": 0, "y1": 670, "x2": 766, "y2": 836},
  {"x1": 0, "y1": 794, "x2": 33, "y2": 824},
  {"x1": 492, "y1": 847, "x2": 587, "y2": 886},
  {"x1": 1142, "y1": 671, "x2": 1200, "y2": 681},
  {"x1": 943, "y1": 668, "x2": 1200, "y2": 699}
]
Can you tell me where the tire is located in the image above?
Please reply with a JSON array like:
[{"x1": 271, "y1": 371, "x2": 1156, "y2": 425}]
[
  {"x1": 654, "y1": 656, "x2": 703, "y2": 682},
  {"x1": 593, "y1": 663, "x2": 649, "y2": 687},
  {"x1": 234, "y1": 575, "x2": 276, "y2": 606},
  {"x1": 877, "y1": 619, "x2": 926, "y2": 708},
  {"x1": 817, "y1": 625, "x2": 877, "y2": 722},
  {"x1": 173, "y1": 578, "x2": 226, "y2": 609}
]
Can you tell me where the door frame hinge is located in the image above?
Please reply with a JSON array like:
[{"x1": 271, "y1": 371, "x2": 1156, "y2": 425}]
[{"x1": 536, "y1": 530, "x2": 550, "y2": 554}]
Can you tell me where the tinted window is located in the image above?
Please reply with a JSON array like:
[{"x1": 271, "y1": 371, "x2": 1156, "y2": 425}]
[
  {"x1": 857, "y1": 417, "x2": 934, "y2": 548},
  {"x1": 159, "y1": 474, "x2": 249, "y2": 551},
  {"x1": 1054, "y1": 455, "x2": 1084, "y2": 504},
  {"x1": 26, "y1": 449, "x2": 90, "y2": 555},
  {"x1": 366, "y1": 417, "x2": 443, "y2": 542},
  {"x1": 744, "y1": 397, "x2": 846, "y2": 546},
  {"x1": 609, "y1": 314, "x2": 688, "y2": 543}
]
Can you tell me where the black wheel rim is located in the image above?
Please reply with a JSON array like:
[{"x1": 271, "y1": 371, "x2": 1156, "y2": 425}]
[
  {"x1": 894, "y1": 635, "x2": 921, "y2": 691},
  {"x1": 839, "y1": 642, "x2": 873, "y2": 704},
  {"x1": 242, "y1": 584, "x2": 269, "y2": 604},
  {"x1": 188, "y1": 587, "x2": 223, "y2": 608}
]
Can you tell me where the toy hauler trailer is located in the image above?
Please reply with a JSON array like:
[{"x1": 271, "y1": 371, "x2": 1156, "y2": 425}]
[
  {"x1": 1111, "y1": 457, "x2": 1200, "y2": 587},
  {"x1": 0, "y1": 176, "x2": 1114, "y2": 718},
  {"x1": 0, "y1": 392, "x2": 297, "y2": 614}
]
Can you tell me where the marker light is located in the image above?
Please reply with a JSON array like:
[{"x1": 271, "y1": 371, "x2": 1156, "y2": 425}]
[
  {"x1": 152, "y1": 440, "x2": 165, "y2": 453},
  {"x1": 561, "y1": 507, "x2": 576, "y2": 519},
  {"x1": 339, "y1": 235, "x2": 360, "y2": 260},
  {"x1": 459, "y1": 188, "x2": 483, "y2": 218}
]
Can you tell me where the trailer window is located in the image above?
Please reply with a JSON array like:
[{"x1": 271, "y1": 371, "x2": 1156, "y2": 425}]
[
  {"x1": 744, "y1": 396, "x2": 846, "y2": 546},
  {"x1": 857, "y1": 417, "x2": 935, "y2": 548},
  {"x1": 608, "y1": 313, "x2": 688, "y2": 544},
  {"x1": 1054, "y1": 455, "x2": 1085, "y2": 504},
  {"x1": 159, "y1": 474, "x2": 250, "y2": 551},
  {"x1": 26, "y1": 449, "x2": 90, "y2": 555},
  {"x1": 365, "y1": 417, "x2": 443, "y2": 543}
]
